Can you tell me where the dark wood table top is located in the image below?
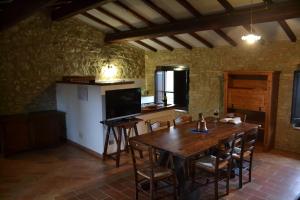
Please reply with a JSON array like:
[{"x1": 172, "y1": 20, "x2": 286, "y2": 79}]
[{"x1": 131, "y1": 121, "x2": 258, "y2": 159}]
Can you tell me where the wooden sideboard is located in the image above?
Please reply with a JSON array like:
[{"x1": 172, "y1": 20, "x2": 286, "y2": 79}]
[
  {"x1": 0, "y1": 110, "x2": 66, "y2": 156},
  {"x1": 224, "y1": 71, "x2": 280, "y2": 150}
]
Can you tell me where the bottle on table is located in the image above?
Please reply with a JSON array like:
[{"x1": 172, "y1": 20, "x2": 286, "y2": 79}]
[{"x1": 163, "y1": 92, "x2": 168, "y2": 106}]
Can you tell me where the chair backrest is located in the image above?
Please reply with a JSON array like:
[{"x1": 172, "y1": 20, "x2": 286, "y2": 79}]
[
  {"x1": 129, "y1": 139, "x2": 155, "y2": 178},
  {"x1": 243, "y1": 128, "x2": 258, "y2": 153},
  {"x1": 214, "y1": 134, "x2": 237, "y2": 170},
  {"x1": 147, "y1": 120, "x2": 170, "y2": 133},
  {"x1": 234, "y1": 128, "x2": 258, "y2": 159},
  {"x1": 233, "y1": 132, "x2": 245, "y2": 149},
  {"x1": 173, "y1": 115, "x2": 192, "y2": 127}
]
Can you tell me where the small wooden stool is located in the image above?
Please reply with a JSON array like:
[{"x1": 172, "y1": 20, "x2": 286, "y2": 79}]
[{"x1": 101, "y1": 118, "x2": 142, "y2": 168}]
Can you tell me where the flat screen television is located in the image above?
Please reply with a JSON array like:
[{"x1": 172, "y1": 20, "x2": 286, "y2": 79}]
[{"x1": 105, "y1": 88, "x2": 141, "y2": 120}]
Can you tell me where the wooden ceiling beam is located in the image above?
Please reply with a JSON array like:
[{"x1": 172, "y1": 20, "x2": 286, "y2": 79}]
[
  {"x1": 150, "y1": 38, "x2": 174, "y2": 51},
  {"x1": 96, "y1": 6, "x2": 162, "y2": 51},
  {"x1": 189, "y1": 32, "x2": 214, "y2": 48},
  {"x1": 214, "y1": 29, "x2": 237, "y2": 46},
  {"x1": 135, "y1": 40, "x2": 157, "y2": 52},
  {"x1": 96, "y1": 7, "x2": 136, "y2": 29},
  {"x1": 176, "y1": 0, "x2": 236, "y2": 46},
  {"x1": 97, "y1": 5, "x2": 168, "y2": 51},
  {"x1": 113, "y1": 1, "x2": 154, "y2": 25},
  {"x1": 217, "y1": 0, "x2": 262, "y2": 44},
  {"x1": 169, "y1": 35, "x2": 192, "y2": 49},
  {"x1": 140, "y1": 0, "x2": 192, "y2": 49},
  {"x1": 51, "y1": 0, "x2": 114, "y2": 20},
  {"x1": 0, "y1": 0, "x2": 56, "y2": 30},
  {"x1": 175, "y1": 0, "x2": 201, "y2": 17},
  {"x1": 105, "y1": 0, "x2": 300, "y2": 43},
  {"x1": 112, "y1": 1, "x2": 171, "y2": 51},
  {"x1": 278, "y1": 20, "x2": 297, "y2": 42},
  {"x1": 81, "y1": 12, "x2": 120, "y2": 32},
  {"x1": 217, "y1": 0, "x2": 234, "y2": 12},
  {"x1": 140, "y1": 0, "x2": 175, "y2": 22},
  {"x1": 176, "y1": 0, "x2": 214, "y2": 48}
]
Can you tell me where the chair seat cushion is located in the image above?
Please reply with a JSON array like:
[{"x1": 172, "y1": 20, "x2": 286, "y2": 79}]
[
  {"x1": 195, "y1": 155, "x2": 228, "y2": 172},
  {"x1": 232, "y1": 147, "x2": 251, "y2": 159},
  {"x1": 137, "y1": 166, "x2": 173, "y2": 180}
]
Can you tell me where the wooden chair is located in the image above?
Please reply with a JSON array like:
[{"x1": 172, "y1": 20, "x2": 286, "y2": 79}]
[
  {"x1": 129, "y1": 139, "x2": 177, "y2": 200},
  {"x1": 173, "y1": 115, "x2": 192, "y2": 127},
  {"x1": 191, "y1": 134, "x2": 237, "y2": 200},
  {"x1": 147, "y1": 120, "x2": 171, "y2": 133},
  {"x1": 146, "y1": 120, "x2": 171, "y2": 162},
  {"x1": 232, "y1": 128, "x2": 258, "y2": 188}
]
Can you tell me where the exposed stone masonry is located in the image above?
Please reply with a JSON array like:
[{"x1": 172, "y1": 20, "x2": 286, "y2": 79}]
[
  {"x1": 0, "y1": 12, "x2": 145, "y2": 114},
  {"x1": 145, "y1": 42, "x2": 300, "y2": 153}
]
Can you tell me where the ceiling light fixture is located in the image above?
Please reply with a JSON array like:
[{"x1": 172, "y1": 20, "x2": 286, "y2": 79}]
[{"x1": 241, "y1": 0, "x2": 261, "y2": 44}]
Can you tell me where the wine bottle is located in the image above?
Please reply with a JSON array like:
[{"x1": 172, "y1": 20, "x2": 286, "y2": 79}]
[{"x1": 163, "y1": 92, "x2": 167, "y2": 106}]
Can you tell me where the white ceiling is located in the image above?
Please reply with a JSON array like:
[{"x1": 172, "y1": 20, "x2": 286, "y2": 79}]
[{"x1": 75, "y1": 0, "x2": 300, "y2": 51}]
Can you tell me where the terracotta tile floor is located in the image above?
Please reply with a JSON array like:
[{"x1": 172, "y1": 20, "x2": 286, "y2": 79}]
[{"x1": 1, "y1": 144, "x2": 300, "y2": 200}]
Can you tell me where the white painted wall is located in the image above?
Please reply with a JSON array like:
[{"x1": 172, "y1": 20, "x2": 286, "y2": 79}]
[
  {"x1": 56, "y1": 83, "x2": 104, "y2": 153},
  {"x1": 56, "y1": 81, "x2": 175, "y2": 155}
]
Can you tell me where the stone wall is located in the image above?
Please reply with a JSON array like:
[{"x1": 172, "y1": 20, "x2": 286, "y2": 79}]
[
  {"x1": 145, "y1": 42, "x2": 300, "y2": 153},
  {"x1": 0, "y1": 12, "x2": 145, "y2": 115}
]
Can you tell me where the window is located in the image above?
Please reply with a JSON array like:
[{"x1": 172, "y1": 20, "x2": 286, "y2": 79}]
[
  {"x1": 155, "y1": 66, "x2": 189, "y2": 110},
  {"x1": 291, "y1": 70, "x2": 300, "y2": 128}
]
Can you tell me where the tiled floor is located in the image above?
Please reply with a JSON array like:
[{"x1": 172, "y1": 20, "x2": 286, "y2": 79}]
[{"x1": 1, "y1": 144, "x2": 300, "y2": 200}]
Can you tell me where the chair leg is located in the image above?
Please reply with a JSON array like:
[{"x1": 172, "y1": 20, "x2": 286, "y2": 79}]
[
  {"x1": 239, "y1": 160, "x2": 243, "y2": 189},
  {"x1": 173, "y1": 174, "x2": 177, "y2": 200},
  {"x1": 191, "y1": 162, "x2": 195, "y2": 186},
  {"x1": 215, "y1": 171, "x2": 219, "y2": 200},
  {"x1": 150, "y1": 181, "x2": 154, "y2": 200},
  {"x1": 249, "y1": 154, "x2": 253, "y2": 183},
  {"x1": 226, "y1": 164, "x2": 231, "y2": 195},
  {"x1": 135, "y1": 188, "x2": 139, "y2": 200}
]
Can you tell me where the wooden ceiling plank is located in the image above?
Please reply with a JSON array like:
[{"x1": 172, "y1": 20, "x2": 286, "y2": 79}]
[
  {"x1": 189, "y1": 32, "x2": 214, "y2": 48},
  {"x1": 114, "y1": 1, "x2": 154, "y2": 25},
  {"x1": 105, "y1": 0, "x2": 300, "y2": 43},
  {"x1": 140, "y1": 0, "x2": 175, "y2": 22},
  {"x1": 81, "y1": 12, "x2": 120, "y2": 32},
  {"x1": 135, "y1": 40, "x2": 157, "y2": 52},
  {"x1": 169, "y1": 35, "x2": 192, "y2": 49},
  {"x1": 150, "y1": 38, "x2": 174, "y2": 51},
  {"x1": 51, "y1": 0, "x2": 114, "y2": 20},
  {"x1": 0, "y1": 0, "x2": 57, "y2": 30},
  {"x1": 278, "y1": 20, "x2": 297, "y2": 42}
]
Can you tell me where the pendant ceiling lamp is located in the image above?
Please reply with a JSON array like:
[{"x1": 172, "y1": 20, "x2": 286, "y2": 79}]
[{"x1": 241, "y1": 0, "x2": 262, "y2": 44}]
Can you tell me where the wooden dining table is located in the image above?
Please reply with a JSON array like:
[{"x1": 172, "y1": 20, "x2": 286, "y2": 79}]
[
  {"x1": 131, "y1": 121, "x2": 258, "y2": 199},
  {"x1": 132, "y1": 121, "x2": 258, "y2": 159}
]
